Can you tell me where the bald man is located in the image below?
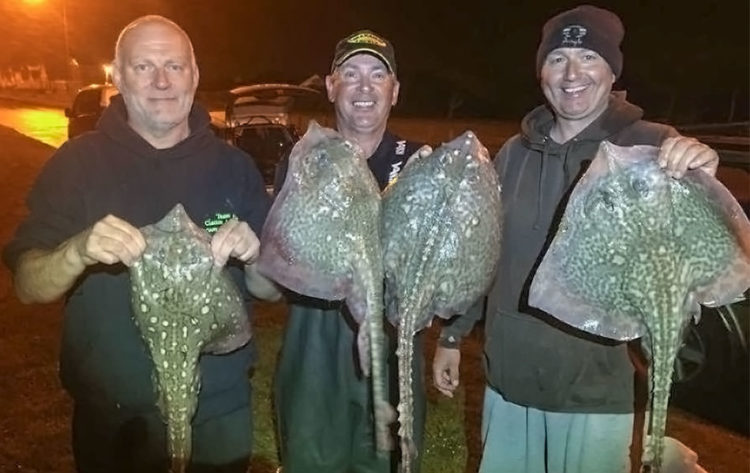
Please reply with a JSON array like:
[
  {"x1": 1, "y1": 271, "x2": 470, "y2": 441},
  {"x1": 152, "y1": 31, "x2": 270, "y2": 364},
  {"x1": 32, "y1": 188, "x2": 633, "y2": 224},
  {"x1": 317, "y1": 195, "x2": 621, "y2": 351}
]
[{"x1": 3, "y1": 15, "x2": 278, "y2": 473}]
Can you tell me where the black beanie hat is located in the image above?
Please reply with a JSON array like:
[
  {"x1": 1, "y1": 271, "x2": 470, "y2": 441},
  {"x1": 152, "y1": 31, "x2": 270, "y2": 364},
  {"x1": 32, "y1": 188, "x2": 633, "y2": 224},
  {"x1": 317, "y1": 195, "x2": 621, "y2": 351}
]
[{"x1": 536, "y1": 5, "x2": 624, "y2": 78}]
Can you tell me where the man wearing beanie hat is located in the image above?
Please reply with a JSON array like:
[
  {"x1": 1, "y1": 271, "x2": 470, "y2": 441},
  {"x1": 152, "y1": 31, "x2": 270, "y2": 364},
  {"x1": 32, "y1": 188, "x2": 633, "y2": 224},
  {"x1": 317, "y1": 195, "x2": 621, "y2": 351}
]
[
  {"x1": 273, "y1": 29, "x2": 429, "y2": 473},
  {"x1": 433, "y1": 4, "x2": 716, "y2": 473}
]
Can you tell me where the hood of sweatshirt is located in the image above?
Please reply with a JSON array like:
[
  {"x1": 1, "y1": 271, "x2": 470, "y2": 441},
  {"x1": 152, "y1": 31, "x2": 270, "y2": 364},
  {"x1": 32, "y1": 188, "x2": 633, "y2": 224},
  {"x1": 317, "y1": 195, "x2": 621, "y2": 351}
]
[
  {"x1": 97, "y1": 94, "x2": 216, "y2": 160},
  {"x1": 515, "y1": 93, "x2": 644, "y2": 229}
]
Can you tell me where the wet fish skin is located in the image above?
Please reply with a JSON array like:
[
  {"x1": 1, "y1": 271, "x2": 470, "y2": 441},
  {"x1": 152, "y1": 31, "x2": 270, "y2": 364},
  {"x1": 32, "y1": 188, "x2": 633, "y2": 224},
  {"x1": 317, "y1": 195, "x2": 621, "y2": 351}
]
[
  {"x1": 529, "y1": 141, "x2": 750, "y2": 473},
  {"x1": 257, "y1": 121, "x2": 395, "y2": 453},
  {"x1": 381, "y1": 131, "x2": 502, "y2": 473},
  {"x1": 383, "y1": 131, "x2": 502, "y2": 327},
  {"x1": 130, "y1": 203, "x2": 250, "y2": 473}
]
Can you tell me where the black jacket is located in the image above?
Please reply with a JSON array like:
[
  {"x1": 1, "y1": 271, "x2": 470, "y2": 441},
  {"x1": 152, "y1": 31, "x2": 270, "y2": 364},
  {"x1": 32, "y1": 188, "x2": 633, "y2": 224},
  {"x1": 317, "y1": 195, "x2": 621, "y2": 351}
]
[
  {"x1": 3, "y1": 95, "x2": 271, "y2": 419},
  {"x1": 274, "y1": 129, "x2": 420, "y2": 192},
  {"x1": 443, "y1": 94, "x2": 677, "y2": 413}
]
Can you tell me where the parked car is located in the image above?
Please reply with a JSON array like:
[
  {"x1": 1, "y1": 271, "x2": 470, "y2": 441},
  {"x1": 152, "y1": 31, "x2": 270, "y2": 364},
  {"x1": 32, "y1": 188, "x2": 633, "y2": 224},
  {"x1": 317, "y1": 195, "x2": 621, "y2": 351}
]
[
  {"x1": 672, "y1": 296, "x2": 749, "y2": 434},
  {"x1": 210, "y1": 83, "x2": 324, "y2": 193},
  {"x1": 232, "y1": 122, "x2": 298, "y2": 188},
  {"x1": 65, "y1": 83, "x2": 119, "y2": 139},
  {"x1": 670, "y1": 128, "x2": 750, "y2": 435}
]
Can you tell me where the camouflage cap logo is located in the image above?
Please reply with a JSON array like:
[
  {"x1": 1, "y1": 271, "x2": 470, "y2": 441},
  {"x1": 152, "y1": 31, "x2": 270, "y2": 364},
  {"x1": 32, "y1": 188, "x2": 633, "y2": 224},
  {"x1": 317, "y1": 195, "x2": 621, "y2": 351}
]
[
  {"x1": 347, "y1": 32, "x2": 388, "y2": 48},
  {"x1": 332, "y1": 29, "x2": 397, "y2": 74}
]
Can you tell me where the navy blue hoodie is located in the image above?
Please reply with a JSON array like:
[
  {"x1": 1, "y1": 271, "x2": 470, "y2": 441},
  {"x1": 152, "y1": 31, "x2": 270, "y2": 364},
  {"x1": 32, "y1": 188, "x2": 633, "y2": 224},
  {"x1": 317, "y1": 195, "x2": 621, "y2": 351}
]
[{"x1": 3, "y1": 95, "x2": 271, "y2": 419}]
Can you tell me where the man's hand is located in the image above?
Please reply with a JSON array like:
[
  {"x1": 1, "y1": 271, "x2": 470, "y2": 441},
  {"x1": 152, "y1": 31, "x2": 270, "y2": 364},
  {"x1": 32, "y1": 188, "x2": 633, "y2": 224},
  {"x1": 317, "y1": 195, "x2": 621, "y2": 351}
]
[
  {"x1": 658, "y1": 136, "x2": 719, "y2": 179},
  {"x1": 417, "y1": 145, "x2": 433, "y2": 159},
  {"x1": 211, "y1": 218, "x2": 260, "y2": 267},
  {"x1": 73, "y1": 214, "x2": 146, "y2": 267},
  {"x1": 641, "y1": 435, "x2": 705, "y2": 473},
  {"x1": 14, "y1": 214, "x2": 145, "y2": 304},
  {"x1": 211, "y1": 218, "x2": 280, "y2": 301},
  {"x1": 433, "y1": 346, "x2": 461, "y2": 398}
]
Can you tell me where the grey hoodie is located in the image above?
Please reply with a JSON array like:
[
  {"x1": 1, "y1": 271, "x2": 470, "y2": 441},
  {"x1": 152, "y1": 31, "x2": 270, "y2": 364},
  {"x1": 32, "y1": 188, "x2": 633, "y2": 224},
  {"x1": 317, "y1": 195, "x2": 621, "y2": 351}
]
[{"x1": 443, "y1": 94, "x2": 677, "y2": 412}]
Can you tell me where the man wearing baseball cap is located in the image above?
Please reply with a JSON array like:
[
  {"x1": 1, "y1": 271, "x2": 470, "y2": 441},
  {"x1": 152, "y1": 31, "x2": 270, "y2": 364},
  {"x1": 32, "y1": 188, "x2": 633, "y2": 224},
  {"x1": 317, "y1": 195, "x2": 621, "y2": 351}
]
[
  {"x1": 331, "y1": 29, "x2": 398, "y2": 75},
  {"x1": 433, "y1": 5, "x2": 715, "y2": 472},
  {"x1": 273, "y1": 29, "x2": 428, "y2": 473}
]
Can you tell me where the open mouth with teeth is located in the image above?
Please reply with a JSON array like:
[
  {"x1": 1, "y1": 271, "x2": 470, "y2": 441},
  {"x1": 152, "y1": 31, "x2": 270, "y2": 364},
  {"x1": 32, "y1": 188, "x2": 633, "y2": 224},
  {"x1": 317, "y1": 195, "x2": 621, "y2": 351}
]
[
  {"x1": 353, "y1": 100, "x2": 376, "y2": 108},
  {"x1": 562, "y1": 85, "x2": 589, "y2": 96}
]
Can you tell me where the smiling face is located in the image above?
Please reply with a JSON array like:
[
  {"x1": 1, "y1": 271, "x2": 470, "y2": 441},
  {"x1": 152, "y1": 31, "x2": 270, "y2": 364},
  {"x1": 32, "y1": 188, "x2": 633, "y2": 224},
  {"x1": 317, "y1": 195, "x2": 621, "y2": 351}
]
[
  {"x1": 540, "y1": 47, "x2": 615, "y2": 134},
  {"x1": 325, "y1": 53, "x2": 400, "y2": 140},
  {"x1": 113, "y1": 20, "x2": 199, "y2": 145}
]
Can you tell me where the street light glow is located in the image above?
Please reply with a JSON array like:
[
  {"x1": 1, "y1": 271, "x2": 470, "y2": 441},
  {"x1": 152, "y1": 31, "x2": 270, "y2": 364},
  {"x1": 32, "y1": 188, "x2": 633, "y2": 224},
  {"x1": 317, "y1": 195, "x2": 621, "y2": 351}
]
[
  {"x1": 22, "y1": 0, "x2": 46, "y2": 5},
  {"x1": 102, "y1": 64, "x2": 113, "y2": 84}
]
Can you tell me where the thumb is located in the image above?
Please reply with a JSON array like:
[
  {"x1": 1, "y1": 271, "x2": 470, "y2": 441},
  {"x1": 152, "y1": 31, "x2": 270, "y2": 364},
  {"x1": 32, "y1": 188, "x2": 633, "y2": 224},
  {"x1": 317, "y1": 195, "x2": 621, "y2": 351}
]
[{"x1": 450, "y1": 368, "x2": 460, "y2": 387}]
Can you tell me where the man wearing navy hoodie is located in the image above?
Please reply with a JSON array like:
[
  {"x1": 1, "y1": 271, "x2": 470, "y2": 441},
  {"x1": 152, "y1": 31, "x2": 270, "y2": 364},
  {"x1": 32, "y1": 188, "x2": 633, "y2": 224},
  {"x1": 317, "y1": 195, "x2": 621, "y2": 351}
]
[{"x1": 3, "y1": 15, "x2": 279, "y2": 473}]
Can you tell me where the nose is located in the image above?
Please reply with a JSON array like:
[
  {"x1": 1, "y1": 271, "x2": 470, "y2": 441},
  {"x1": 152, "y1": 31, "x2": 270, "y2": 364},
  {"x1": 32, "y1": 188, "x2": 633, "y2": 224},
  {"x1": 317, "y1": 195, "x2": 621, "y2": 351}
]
[
  {"x1": 153, "y1": 67, "x2": 171, "y2": 89},
  {"x1": 357, "y1": 76, "x2": 372, "y2": 92},
  {"x1": 564, "y1": 59, "x2": 581, "y2": 81}
]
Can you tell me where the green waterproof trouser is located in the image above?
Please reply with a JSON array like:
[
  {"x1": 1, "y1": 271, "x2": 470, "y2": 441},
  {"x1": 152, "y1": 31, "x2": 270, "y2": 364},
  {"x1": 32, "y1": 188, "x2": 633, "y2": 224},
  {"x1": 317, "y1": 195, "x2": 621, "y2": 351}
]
[{"x1": 275, "y1": 302, "x2": 426, "y2": 473}]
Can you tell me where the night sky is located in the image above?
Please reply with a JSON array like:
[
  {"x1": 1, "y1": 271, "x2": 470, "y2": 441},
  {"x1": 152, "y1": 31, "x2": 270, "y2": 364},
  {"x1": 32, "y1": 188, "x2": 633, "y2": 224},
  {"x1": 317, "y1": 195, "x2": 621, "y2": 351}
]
[{"x1": 1, "y1": 0, "x2": 748, "y2": 121}]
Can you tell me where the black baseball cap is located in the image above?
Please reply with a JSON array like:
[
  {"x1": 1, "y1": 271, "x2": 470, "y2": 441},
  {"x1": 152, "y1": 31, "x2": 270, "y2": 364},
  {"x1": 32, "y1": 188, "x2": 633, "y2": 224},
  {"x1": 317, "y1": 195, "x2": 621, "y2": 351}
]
[{"x1": 331, "y1": 29, "x2": 397, "y2": 75}]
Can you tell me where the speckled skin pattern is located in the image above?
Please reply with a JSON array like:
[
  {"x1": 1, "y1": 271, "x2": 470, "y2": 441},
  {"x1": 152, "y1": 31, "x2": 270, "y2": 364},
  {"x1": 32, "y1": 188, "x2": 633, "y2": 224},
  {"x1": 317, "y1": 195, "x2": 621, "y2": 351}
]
[
  {"x1": 381, "y1": 131, "x2": 502, "y2": 472},
  {"x1": 530, "y1": 142, "x2": 750, "y2": 473},
  {"x1": 130, "y1": 204, "x2": 250, "y2": 473},
  {"x1": 257, "y1": 121, "x2": 395, "y2": 453}
]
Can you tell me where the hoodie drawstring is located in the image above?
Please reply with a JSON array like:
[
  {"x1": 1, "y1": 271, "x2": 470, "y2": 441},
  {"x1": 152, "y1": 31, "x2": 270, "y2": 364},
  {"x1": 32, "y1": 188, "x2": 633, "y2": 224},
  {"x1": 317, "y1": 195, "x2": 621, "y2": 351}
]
[
  {"x1": 511, "y1": 149, "x2": 531, "y2": 205},
  {"x1": 532, "y1": 138, "x2": 551, "y2": 230},
  {"x1": 562, "y1": 140, "x2": 576, "y2": 186},
  {"x1": 531, "y1": 138, "x2": 578, "y2": 230}
]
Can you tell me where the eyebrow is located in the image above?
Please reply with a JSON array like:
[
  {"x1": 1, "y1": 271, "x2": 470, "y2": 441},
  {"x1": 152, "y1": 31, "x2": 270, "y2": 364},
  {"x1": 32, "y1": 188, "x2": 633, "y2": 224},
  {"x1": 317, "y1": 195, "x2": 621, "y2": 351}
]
[
  {"x1": 128, "y1": 56, "x2": 189, "y2": 65},
  {"x1": 342, "y1": 60, "x2": 387, "y2": 70}
]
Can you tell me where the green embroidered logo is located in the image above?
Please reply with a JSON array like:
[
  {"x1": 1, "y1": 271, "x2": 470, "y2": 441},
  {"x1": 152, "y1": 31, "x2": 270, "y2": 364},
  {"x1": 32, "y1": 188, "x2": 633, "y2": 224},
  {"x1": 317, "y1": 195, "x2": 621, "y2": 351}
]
[{"x1": 203, "y1": 212, "x2": 236, "y2": 234}]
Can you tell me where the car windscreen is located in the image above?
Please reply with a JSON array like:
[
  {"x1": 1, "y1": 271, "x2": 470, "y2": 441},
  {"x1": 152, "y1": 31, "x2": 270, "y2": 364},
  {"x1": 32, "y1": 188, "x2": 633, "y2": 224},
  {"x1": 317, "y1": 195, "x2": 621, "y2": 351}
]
[
  {"x1": 72, "y1": 89, "x2": 103, "y2": 116},
  {"x1": 235, "y1": 126, "x2": 295, "y2": 185}
]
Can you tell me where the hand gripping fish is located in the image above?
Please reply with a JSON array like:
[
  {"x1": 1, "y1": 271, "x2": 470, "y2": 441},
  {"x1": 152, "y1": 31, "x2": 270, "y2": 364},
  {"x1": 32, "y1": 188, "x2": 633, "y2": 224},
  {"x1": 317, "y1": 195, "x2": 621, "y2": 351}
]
[
  {"x1": 257, "y1": 120, "x2": 396, "y2": 453},
  {"x1": 529, "y1": 141, "x2": 750, "y2": 473},
  {"x1": 130, "y1": 203, "x2": 251, "y2": 473},
  {"x1": 381, "y1": 132, "x2": 502, "y2": 473}
]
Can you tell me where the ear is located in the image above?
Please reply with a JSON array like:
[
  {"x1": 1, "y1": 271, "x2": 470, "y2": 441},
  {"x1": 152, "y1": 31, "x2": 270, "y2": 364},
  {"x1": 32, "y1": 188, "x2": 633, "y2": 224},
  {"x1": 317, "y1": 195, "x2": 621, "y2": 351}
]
[
  {"x1": 192, "y1": 62, "x2": 200, "y2": 90},
  {"x1": 391, "y1": 78, "x2": 400, "y2": 106},
  {"x1": 325, "y1": 74, "x2": 336, "y2": 103},
  {"x1": 112, "y1": 61, "x2": 123, "y2": 90}
]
